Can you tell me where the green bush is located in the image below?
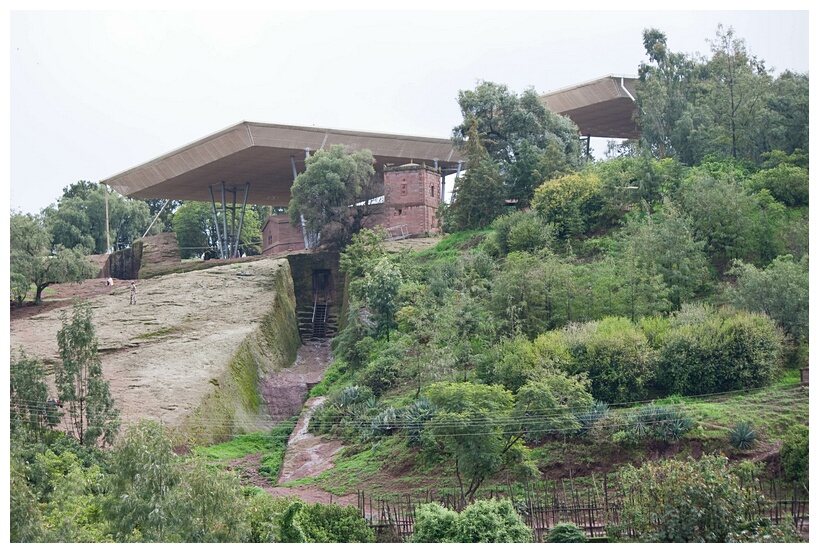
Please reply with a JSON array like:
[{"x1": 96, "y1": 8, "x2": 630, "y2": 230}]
[
  {"x1": 411, "y1": 502, "x2": 459, "y2": 543},
  {"x1": 546, "y1": 522, "x2": 587, "y2": 543},
  {"x1": 615, "y1": 455, "x2": 780, "y2": 542},
  {"x1": 455, "y1": 499, "x2": 532, "y2": 543},
  {"x1": 564, "y1": 317, "x2": 654, "y2": 404},
  {"x1": 298, "y1": 502, "x2": 375, "y2": 543},
  {"x1": 615, "y1": 404, "x2": 694, "y2": 445},
  {"x1": 412, "y1": 499, "x2": 531, "y2": 543},
  {"x1": 489, "y1": 210, "x2": 555, "y2": 257},
  {"x1": 780, "y1": 424, "x2": 808, "y2": 483},
  {"x1": 532, "y1": 171, "x2": 603, "y2": 239},
  {"x1": 656, "y1": 306, "x2": 782, "y2": 396},
  {"x1": 745, "y1": 165, "x2": 808, "y2": 207}
]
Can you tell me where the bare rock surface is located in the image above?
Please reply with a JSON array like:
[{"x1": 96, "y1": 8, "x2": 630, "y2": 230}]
[{"x1": 10, "y1": 257, "x2": 292, "y2": 429}]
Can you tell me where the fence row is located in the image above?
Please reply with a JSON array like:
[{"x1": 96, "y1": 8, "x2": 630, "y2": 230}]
[{"x1": 356, "y1": 474, "x2": 809, "y2": 542}]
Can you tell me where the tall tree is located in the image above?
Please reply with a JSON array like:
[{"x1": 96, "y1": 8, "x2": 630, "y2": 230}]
[
  {"x1": 700, "y1": 25, "x2": 773, "y2": 163},
  {"x1": 288, "y1": 144, "x2": 381, "y2": 249},
  {"x1": 10, "y1": 211, "x2": 97, "y2": 305},
  {"x1": 43, "y1": 181, "x2": 152, "y2": 253},
  {"x1": 447, "y1": 120, "x2": 506, "y2": 231},
  {"x1": 452, "y1": 81, "x2": 582, "y2": 206},
  {"x1": 635, "y1": 28, "x2": 700, "y2": 161},
  {"x1": 55, "y1": 301, "x2": 119, "y2": 447}
]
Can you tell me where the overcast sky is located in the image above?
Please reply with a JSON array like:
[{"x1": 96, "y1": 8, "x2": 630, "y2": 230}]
[{"x1": 7, "y1": 8, "x2": 810, "y2": 216}]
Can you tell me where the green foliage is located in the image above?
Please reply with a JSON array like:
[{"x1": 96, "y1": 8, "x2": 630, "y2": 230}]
[
  {"x1": 411, "y1": 502, "x2": 459, "y2": 543},
  {"x1": 167, "y1": 459, "x2": 249, "y2": 542},
  {"x1": 729, "y1": 421, "x2": 757, "y2": 450},
  {"x1": 9, "y1": 456, "x2": 44, "y2": 542},
  {"x1": 172, "y1": 201, "x2": 219, "y2": 258},
  {"x1": 56, "y1": 301, "x2": 120, "y2": 447},
  {"x1": 412, "y1": 499, "x2": 531, "y2": 543},
  {"x1": 10, "y1": 211, "x2": 97, "y2": 304},
  {"x1": 288, "y1": 144, "x2": 380, "y2": 248},
  {"x1": 656, "y1": 305, "x2": 782, "y2": 396},
  {"x1": 531, "y1": 171, "x2": 603, "y2": 239},
  {"x1": 10, "y1": 350, "x2": 61, "y2": 439},
  {"x1": 546, "y1": 522, "x2": 587, "y2": 543},
  {"x1": 746, "y1": 164, "x2": 808, "y2": 207},
  {"x1": 726, "y1": 255, "x2": 808, "y2": 343},
  {"x1": 514, "y1": 373, "x2": 594, "y2": 439},
  {"x1": 447, "y1": 119, "x2": 506, "y2": 231},
  {"x1": 454, "y1": 499, "x2": 532, "y2": 543},
  {"x1": 490, "y1": 251, "x2": 570, "y2": 338},
  {"x1": 43, "y1": 181, "x2": 152, "y2": 253},
  {"x1": 675, "y1": 172, "x2": 764, "y2": 269},
  {"x1": 616, "y1": 201, "x2": 711, "y2": 309},
  {"x1": 488, "y1": 209, "x2": 555, "y2": 257},
  {"x1": 453, "y1": 81, "x2": 581, "y2": 207},
  {"x1": 425, "y1": 382, "x2": 518, "y2": 502},
  {"x1": 356, "y1": 257, "x2": 403, "y2": 340},
  {"x1": 779, "y1": 424, "x2": 808, "y2": 483},
  {"x1": 105, "y1": 420, "x2": 180, "y2": 541},
  {"x1": 564, "y1": 317, "x2": 655, "y2": 404},
  {"x1": 615, "y1": 404, "x2": 694, "y2": 445},
  {"x1": 297, "y1": 502, "x2": 375, "y2": 542},
  {"x1": 614, "y1": 455, "x2": 779, "y2": 542},
  {"x1": 339, "y1": 227, "x2": 388, "y2": 279}
]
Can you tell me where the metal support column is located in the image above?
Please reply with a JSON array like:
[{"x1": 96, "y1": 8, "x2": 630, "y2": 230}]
[
  {"x1": 220, "y1": 183, "x2": 229, "y2": 258},
  {"x1": 209, "y1": 186, "x2": 224, "y2": 258},
  {"x1": 233, "y1": 183, "x2": 250, "y2": 257},
  {"x1": 586, "y1": 135, "x2": 591, "y2": 159}
]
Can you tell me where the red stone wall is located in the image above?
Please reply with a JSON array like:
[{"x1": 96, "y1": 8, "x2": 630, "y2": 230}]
[
  {"x1": 382, "y1": 164, "x2": 441, "y2": 237},
  {"x1": 262, "y1": 215, "x2": 307, "y2": 255}
]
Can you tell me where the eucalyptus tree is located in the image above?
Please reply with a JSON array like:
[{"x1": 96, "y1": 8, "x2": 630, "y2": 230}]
[{"x1": 56, "y1": 301, "x2": 119, "y2": 447}]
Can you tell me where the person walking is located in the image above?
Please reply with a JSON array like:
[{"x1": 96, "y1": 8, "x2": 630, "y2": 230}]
[{"x1": 129, "y1": 281, "x2": 137, "y2": 305}]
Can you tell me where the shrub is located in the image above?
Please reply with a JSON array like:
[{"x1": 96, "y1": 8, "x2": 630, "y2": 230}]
[
  {"x1": 546, "y1": 522, "x2": 586, "y2": 543},
  {"x1": 729, "y1": 422, "x2": 757, "y2": 450},
  {"x1": 564, "y1": 317, "x2": 654, "y2": 404},
  {"x1": 745, "y1": 165, "x2": 808, "y2": 207},
  {"x1": 656, "y1": 306, "x2": 782, "y2": 396},
  {"x1": 532, "y1": 172, "x2": 603, "y2": 239},
  {"x1": 489, "y1": 210, "x2": 555, "y2": 257},
  {"x1": 411, "y1": 502, "x2": 459, "y2": 543},
  {"x1": 298, "y1": 502, "x2": 375, "y2": 543},
  {"x1": 616, "y1": 404, "x2": 694, "y2": 445},
  {"x1": 780, "y1": 424, "x2": 808, "y2": 483},
  {"x1": 615, "y1": 455, "x2": 779, "y2": 542},
  {"x1": 455, "y1": 499, "x2": 532, "y2": 543}
]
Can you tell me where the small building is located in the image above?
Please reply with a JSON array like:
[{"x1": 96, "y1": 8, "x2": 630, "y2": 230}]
[
  {"x1": 261, "y1": 214, "x2": 307, "y2": 256},
  {"x1": 382, "y1": 163, "x2": 442, "y2": 237}
]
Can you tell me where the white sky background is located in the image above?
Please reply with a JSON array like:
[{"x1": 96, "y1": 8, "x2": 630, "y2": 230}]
[{"x1": 6, "y1": 7, "x2": 811, "y2": 216}]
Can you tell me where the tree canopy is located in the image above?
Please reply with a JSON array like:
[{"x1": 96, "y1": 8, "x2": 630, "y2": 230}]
[{"x1": 288, "y1": 144, "x2": 381, "y2": 249}]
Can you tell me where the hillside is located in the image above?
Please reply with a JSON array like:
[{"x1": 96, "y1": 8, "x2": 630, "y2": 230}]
[{"x1": 10, "y1": 256, "x2": 303, "y2": 439}]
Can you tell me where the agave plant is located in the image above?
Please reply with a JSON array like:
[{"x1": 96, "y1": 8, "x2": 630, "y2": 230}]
[{"x1": 730, "y1": 421, "x2": 757, "y2": 450}]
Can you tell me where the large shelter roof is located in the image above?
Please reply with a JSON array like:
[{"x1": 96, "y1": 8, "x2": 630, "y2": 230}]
[
  {"x1": 102, "y1": 121, "x2": 463, "y2": 206},
  {"x1": 541, "y1": 75, "x2": 639, "y2": 139}
]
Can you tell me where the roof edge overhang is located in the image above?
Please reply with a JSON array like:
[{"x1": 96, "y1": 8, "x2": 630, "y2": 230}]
[{"x1": 101, "y1": 121, "x2": 460, "y2": 185}]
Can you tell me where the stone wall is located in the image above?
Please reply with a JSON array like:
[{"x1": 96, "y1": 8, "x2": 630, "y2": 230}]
[
  {"x1": 103, "y1": 232, "x2": 181, "y2": 280},
  {"x1": 383, "y1": 163, "x2": 442, "y2": 237},
  {"x1": 262, "y1": 215, "x2": 307, "y2": 255}
]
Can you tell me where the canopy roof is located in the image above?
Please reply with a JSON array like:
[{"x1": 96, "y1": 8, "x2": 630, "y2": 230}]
[
  {"x1": 541, "y1": 75, "x2": 640, "y2": 139},
  {"x1": 102, "y1": 121, "x2": 463, "y2": 206}
]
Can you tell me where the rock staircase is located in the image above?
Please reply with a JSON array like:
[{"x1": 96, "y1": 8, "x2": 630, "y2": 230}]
[{"x1": 297, "y1": 293, "x2": 338, "y2": 342}]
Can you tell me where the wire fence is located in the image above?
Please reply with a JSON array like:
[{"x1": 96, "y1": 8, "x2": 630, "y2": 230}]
[{"x1": 356, "y1": 472, "x2": 809, "y2": 542}]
